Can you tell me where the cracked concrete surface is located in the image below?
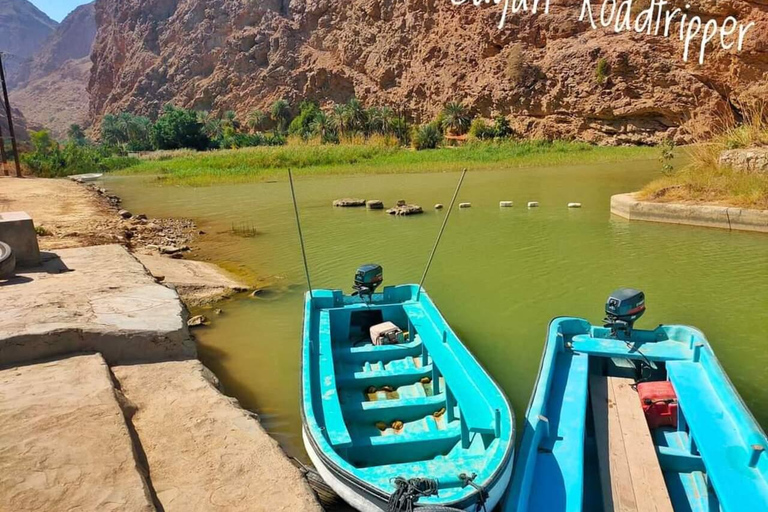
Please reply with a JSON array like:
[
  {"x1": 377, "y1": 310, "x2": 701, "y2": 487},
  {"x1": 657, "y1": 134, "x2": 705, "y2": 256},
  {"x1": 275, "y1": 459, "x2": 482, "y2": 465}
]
[{"x1": 0, "y1": 244, "x2": 195, "y2": 366}]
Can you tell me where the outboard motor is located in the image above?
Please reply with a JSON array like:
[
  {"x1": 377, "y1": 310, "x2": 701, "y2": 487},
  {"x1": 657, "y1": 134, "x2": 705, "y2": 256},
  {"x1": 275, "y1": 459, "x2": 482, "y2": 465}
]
[
  {"x1": 604, "y1": 288, "x2": 645, "y2": 340},
  {"x1": 353, "y1": 264, "x2": 383, "y2": 300}
]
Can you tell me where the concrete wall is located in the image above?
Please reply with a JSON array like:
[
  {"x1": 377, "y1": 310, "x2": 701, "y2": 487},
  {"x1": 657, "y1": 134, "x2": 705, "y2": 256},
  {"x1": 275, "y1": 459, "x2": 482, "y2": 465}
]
[{"x1": 611, "y1": 194, "x2": 768, "y2": 233}]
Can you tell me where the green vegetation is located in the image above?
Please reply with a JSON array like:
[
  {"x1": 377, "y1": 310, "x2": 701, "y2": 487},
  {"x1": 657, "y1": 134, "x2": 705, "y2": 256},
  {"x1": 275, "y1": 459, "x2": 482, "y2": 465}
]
[
  {"x1": 441, "y1": 102, "x2": 471, "y2": 136},
  {"x1": 595, "y1": 58, "x2": 609, "y2": 85},
  {"x1": 640, "y1": 103, "x2": 768, "y2": 209},
  {"x1": 152, "y1": 105, "x2": 210, "y2": 151},
  {"x1": 117, "y1": 140, "x2": 656, "y2": 186},
  {"x1": 22, "y1": 130, "x2": 140, "y2": 178},
  {"x1": 412, "y1": 123, "x2": 443, "y2": 150}
]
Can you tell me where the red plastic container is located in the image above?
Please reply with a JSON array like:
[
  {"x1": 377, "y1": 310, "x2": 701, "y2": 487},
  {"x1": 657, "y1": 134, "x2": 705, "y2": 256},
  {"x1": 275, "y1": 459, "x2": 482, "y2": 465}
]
[{"x1": 637, "y1": 381, "x2": 678, "y2": 429}]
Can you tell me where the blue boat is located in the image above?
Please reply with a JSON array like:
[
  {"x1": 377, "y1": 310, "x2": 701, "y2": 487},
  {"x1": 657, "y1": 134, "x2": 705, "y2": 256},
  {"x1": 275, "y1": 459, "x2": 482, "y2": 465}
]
[
  {"x1": 505, "y1": 289, "x2": 768, "y2": 512},
  {"x1": 301, "y1": 277, "x2": 515, "y2": 511}
]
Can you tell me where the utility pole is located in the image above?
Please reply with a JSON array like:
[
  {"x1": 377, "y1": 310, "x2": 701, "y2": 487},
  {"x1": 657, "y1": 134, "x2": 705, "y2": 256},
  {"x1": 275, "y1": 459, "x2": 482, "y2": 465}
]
[
  {"x1": 0, "y1": 121, "x2": 8, "y2": 176},
  {"x1": 0, "y1": 52, "x2": 23, "y2": 178}
]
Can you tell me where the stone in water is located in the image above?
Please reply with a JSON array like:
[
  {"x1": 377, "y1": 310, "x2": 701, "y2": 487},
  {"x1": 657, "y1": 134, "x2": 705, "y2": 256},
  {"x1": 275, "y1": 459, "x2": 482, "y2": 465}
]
[
  {"x1": 500, "y1": 201, "x2": 514, "y2": 207},
  {"x1": 333, "y1": 198, "x2": 366, "y2": 207}
]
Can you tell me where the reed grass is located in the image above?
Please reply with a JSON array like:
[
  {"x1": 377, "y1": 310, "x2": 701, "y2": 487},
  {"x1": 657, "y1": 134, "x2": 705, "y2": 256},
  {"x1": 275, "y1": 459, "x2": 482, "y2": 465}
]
[
  {"x1": 639, "y1": 102, "x2": 768, "y2": 209},
  {"x1": 117, "y1": 139, "x2": 656, "y2": 186}
]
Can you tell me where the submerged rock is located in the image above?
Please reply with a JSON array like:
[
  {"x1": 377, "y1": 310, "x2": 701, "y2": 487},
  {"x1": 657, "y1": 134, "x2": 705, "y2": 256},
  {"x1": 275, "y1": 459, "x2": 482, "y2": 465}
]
[
  {"x1": 333, "y1": 198, "x2": 366, "y2": 207},
  {"x1": 387, "y1": 204, "x2": 424, "y2": 216},
  {"x1": 187, "y1": 315, "x2": 209, "y2": 327}
]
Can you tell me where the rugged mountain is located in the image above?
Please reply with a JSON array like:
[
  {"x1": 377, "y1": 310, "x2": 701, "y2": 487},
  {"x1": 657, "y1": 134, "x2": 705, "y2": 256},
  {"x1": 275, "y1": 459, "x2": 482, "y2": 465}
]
[
  {"x1": 0, "y1": 105, "x2": 30, "y2": 144},
  {"x1": 89, "y1": 0, "x2": 767, "y2": 144},
  {"x1": 0, "y1": 0, "x2": 58, "y2": 87},
  {"x1": 9, "y1": 2, "x2": 96, "y2": 139}
]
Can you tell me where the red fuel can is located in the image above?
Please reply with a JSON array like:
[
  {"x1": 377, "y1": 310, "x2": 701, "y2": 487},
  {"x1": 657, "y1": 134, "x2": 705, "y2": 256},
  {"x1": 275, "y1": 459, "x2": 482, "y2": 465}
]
[{"x1": 637, "y1": 381, "x2": 678, "y2": 429}]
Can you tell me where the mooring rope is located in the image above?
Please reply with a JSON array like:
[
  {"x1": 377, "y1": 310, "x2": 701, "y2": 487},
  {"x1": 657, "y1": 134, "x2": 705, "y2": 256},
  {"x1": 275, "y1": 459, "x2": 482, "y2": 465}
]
[
  {"x1": 459, "y1": 473, "x2": 489, "y2": 512},
  {"x1": 387, "y1": 477, "x2": 439, "y2": 512}
]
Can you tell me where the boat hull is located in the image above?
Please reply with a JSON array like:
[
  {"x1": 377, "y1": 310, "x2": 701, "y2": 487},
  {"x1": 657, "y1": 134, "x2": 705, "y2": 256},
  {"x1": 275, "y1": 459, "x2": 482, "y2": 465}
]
[
  {"x1": 303, "y1": 427, "x2": 514, "y2": 512},
  {"x1": 301, "y1": 284, "x2": 515, "y2": 511}
]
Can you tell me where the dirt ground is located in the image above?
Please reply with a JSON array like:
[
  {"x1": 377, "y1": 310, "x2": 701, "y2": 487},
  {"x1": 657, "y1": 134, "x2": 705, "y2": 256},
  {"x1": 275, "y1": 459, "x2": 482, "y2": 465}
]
[{"x1": 0, "y1": 176, "x2": 122, "y2": 250}]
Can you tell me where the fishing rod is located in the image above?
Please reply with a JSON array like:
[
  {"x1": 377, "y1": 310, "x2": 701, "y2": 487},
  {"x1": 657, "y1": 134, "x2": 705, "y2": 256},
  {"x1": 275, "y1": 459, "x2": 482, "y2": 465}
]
[
  {"x1": 416, "y1": 168, "x2": 468, "y2": 301},
  {"x1": 288, "y1": 169, "x2": 314, "y2": 300}
]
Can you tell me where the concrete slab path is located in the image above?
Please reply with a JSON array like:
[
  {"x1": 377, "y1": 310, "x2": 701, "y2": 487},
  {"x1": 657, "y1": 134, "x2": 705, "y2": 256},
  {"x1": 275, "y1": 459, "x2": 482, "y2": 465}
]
[
  {"x1": 112, "y1": 360, "x2": 322, "y2": 512},
  {"x1": 0, "y1": 244, "x2": 195, "y2": 366},
  {"x1": 0, "y1": 354, "x2": 155, "y2": 511}
]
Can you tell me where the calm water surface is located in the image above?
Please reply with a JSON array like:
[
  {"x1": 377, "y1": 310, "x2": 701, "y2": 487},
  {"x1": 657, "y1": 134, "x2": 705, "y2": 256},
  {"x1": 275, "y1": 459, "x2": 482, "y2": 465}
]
[{"x1": 106, "y1": 160, "x2": 768, "y2": 459}]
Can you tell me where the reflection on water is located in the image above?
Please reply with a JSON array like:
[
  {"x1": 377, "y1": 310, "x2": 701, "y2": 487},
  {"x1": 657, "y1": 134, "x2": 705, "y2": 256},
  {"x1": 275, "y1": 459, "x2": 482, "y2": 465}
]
[{"x1": 106, "y1": 160, "x2": 768, "y2": 459}]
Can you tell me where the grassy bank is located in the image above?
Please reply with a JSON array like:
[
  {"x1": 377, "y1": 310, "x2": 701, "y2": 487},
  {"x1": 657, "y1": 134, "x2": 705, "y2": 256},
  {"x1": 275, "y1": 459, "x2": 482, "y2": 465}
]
[
  {"x1": 117, "y1": 140, "x2": 657, "y2": 186},
  {"x1": 639, "y1": 105, "x2": 768, "y2": 210}
]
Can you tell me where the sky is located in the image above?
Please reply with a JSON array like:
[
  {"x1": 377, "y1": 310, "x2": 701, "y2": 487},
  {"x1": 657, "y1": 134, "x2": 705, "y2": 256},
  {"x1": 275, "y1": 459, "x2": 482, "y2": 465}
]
[{"x1": 30, "y1": 0, "x2": 91, "y2": 22}]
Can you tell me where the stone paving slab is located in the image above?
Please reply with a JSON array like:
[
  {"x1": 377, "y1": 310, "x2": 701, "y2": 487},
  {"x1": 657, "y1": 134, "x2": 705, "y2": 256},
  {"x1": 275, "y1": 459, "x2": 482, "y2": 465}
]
[
  {"x1": 112, "y1": 360, "x2": 322, "y2": 512},
  {"x1": 0, "y1": 244, "x2": 195, "y2": 366},
  {"x1": 0, "y1": 354, "x2": 155, "y2": 511},
  {"x1": 135, "y1": 254, "x2": 249, "y2": 307}
]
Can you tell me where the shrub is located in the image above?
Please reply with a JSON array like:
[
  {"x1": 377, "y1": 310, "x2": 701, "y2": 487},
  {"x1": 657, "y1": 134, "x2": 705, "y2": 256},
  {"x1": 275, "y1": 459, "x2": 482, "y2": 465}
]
[
  {"x1": 595, "y1": 58, "x2": 609, "y2": 85},
  {"x1": 493, "y1": 115, "x2": 514, "y2": 138},
  {"x1": 412, "y1": 123, "x2": 443, "y2": 150},
  {"x1": 469, "y1": 118, "x2": 494, "y2": 140},
  {"x1": 288, "y1": 101, "x2": 322, "y2": 139},
  {"x1": 101, "y1": 112, "x2": 154, "y2": 151},
  {"x1": 152, "y1": 105, "x2": 210, "y2": 151}
]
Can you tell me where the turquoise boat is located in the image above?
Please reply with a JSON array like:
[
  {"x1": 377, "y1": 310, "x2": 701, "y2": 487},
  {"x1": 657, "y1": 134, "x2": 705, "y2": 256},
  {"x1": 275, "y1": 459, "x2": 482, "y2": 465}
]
[
  {"x1": 301, "y1": 283, "x2": 515, "y2": 511},
  {"x1": 505, "y1": 289, "x2": 768, "y2": 512}
]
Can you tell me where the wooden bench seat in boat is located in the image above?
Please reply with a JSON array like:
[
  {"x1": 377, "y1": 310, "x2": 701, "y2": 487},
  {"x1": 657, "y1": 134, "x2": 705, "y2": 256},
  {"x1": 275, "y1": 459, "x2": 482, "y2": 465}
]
[
  {"x1": 318, "y1": 310, "x2": 353, "y2": 448},
  {"x1": 590, "y1": 374, "x2": 674, "y2": 512},
  {"x1": 402, "y1": 303, "x2": 496, "y2": 435},
  {"x1": 667, "y1": 361, "x2": 768, "y2": 510}
]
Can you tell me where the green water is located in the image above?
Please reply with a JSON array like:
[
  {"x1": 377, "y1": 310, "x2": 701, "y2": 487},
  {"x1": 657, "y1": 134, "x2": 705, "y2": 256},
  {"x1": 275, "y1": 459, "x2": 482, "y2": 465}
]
[{"x1": 105, "y1": 160, "x2": 768, "y2": 459}]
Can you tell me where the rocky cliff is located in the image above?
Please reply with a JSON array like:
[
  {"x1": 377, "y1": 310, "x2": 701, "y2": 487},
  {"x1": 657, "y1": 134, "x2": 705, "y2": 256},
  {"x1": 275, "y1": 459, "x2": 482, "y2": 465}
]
[
  {"x1": 0, "y1": 0, "x2": 58, "y2": 87},
  {"x1": 9, "y1": 2, "x2": 96, "y2": 140},
  {"x1": 85, "y1": 0, "x2": 766, "y2": 144},
  {"x1": 0, "y1": 105, "x2": 29, "y2": 144}
]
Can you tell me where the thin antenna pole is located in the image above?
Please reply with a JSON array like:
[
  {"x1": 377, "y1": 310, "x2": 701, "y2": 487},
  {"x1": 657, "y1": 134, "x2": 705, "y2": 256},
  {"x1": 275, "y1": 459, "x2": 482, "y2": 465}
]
[
  {"x1": 416, "y1": 168, "x2": 468, "y2": 301},
  {"x1": 0, "y1": 53, "x2": 22, "y2": 178},
  {"x1": 0, "y1": 120, "x2": 8, "y2": 176},
  {"x1": 288, "y1": 169, "x2": 314, "y2": 300}
]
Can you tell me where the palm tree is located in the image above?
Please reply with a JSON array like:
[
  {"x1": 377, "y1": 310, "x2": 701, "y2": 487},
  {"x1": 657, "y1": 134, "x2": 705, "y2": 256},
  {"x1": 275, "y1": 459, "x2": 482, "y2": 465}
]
[
  {"x1": 270, "y1": 99, "x2": 291, "y2": 133},
  {"x1": 197, "y1": 111, "x2": 223, "y2": 140},
  {"x1": 222, "y1": 110, "x2": 240, "y2": 132},
  {"x1": 247, "y1": 109, "x2": 267, "y2": 133},
  {"x1": 346, "y1": 98, "x2": 367, "y2": 133},
  {"x1": 310, "y1": 111, "x2": 337, "y2": 143},
  {"x1": 441, "y1": 102, "x2": 472, "y2": 136},
  {"x1": 331, "y1": 104, "x2": 349, "y2": 140}
]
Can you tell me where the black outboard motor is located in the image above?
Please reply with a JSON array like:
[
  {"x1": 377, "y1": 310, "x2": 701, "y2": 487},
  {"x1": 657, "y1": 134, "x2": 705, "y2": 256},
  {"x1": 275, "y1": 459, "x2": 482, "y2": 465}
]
[
  {"x1": 604, "y1": 288, "x2": 645, "y2": 340},
  {"x1": 353, "y1": 264, "x2": 383, "y2": 299}
]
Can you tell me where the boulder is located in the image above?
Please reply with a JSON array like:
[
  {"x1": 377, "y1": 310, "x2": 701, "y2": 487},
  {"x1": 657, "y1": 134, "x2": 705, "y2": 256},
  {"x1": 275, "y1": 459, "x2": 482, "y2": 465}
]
[
  {"x1": 387, "y1": 204, "x2": 424, "y2": 216},
  {"x1": 719, "y1": 148, "x2": 768, "y2": 174},
  {"x1": 333, "y1": 198, "x2": 366, "y2": 207},
  {"x1": 187, "y1": 315, "x2": 209, "y2": 328},
  {"x1": 366, "y1": 200, "x2": 385, "y2": 210}
]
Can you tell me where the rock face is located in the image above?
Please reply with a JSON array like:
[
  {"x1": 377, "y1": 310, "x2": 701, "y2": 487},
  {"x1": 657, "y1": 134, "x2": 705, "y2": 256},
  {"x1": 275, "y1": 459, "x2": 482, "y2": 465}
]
[
  {"x1": 9, "y1": 3, "x2": 96, "y2": 139},
  {"x1": 720, "y1": 147, "x2": 768, "y2": 173},
  {"x1": 0, "y1": 105, "x2": 30, "y2": 142},
  {"x1": 0, "y1": 0, "x2": 58, "y2": 87},
  {"x1": 88, "y1": 0, "x2": 767, "y2": 144}
]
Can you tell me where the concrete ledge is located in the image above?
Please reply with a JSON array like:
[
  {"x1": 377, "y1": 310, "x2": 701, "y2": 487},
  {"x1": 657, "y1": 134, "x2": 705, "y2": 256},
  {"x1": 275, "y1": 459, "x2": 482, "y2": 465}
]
[
  {"x1": 0, "y1": 245, "x2": 195, "y2": 366},
  {"x1": 0, "y1": 354, "x2": 155, "y2": 511},
  {"x1": 0, "y1": 212, "x2": 40, "y2": 267},
  {"x1": 112, "y1": 360, "x2": 322, "y2": 512},
  {"x1": 611, "y1": 193, "x2": 768, "y2": 233}
]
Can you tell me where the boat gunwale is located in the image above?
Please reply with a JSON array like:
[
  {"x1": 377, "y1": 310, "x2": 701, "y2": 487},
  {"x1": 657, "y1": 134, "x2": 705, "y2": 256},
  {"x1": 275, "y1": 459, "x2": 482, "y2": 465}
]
[
  {"x1": 505, "y1": 316, "x2": 768, "y2": 512},
  {"x1": 300, "y1": 284, "x2": 516, "y2": 508}
]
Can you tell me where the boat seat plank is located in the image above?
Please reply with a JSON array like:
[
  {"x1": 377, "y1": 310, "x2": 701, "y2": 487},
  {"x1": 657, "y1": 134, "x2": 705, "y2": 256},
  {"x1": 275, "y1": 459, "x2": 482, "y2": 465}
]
[
  {"x1": 402, "y1": 303, "x2": 496, "y2": 435},
  {"x1": 318, "y1": 311, "x2": 353, "y2": 448},
  {"x1": 572, "y1": 335, "x2": 691, "y2": 362},
  {"x1": 667, "y1": 361, "x2": 768, "y2": 510},
  {"x1": 590, "y1": 374, "x2": 674, "y2": 512}
]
